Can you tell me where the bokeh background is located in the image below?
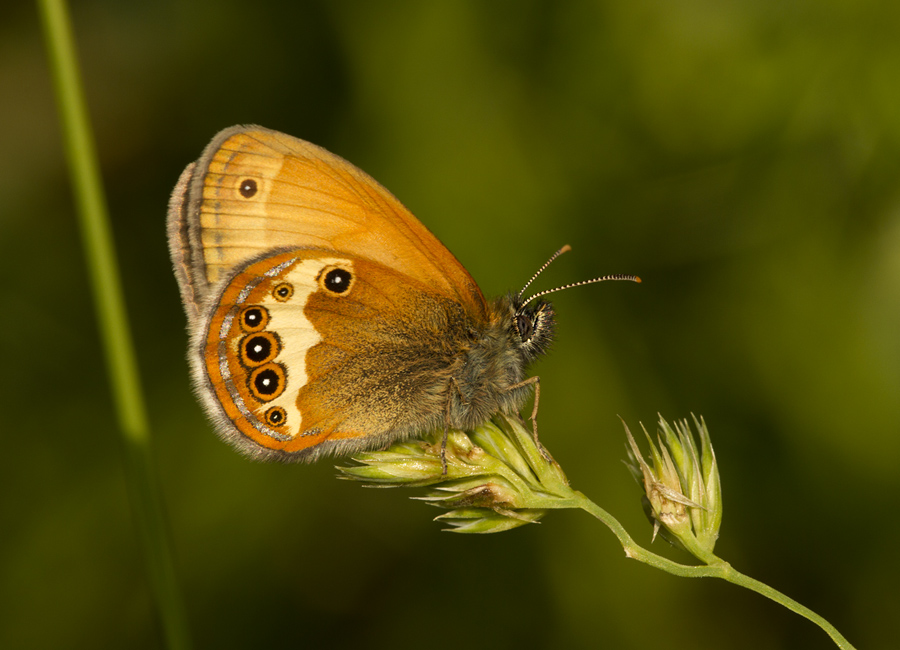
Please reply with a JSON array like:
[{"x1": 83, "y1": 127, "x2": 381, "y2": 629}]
[{"x1": 3, "y1": 1, "x2": 899, "y2": 648}]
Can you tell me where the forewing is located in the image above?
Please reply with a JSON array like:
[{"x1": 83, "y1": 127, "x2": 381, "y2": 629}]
[{"x1": 168, "y1": 125, "x2": 487, "y2": 324}]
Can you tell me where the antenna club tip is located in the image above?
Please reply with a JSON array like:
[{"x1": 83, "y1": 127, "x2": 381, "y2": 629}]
[
  {"x1": 560, "y1": 244, "x2": 573, "y2": 254},
  {"x1": 634, "y1": 276, "x2": 642, "y2": 283}
]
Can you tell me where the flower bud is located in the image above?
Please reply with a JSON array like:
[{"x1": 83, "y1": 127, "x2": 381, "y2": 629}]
[
  {"x1": 337, "y1": 414, "x2": 569, "y2": 533},
  {"x1": 624, "y1": 415, "x2": 722, "y2": 559}
]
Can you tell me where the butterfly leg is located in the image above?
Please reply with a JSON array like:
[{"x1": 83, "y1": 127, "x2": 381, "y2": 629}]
[
  {"x1": 507, "y1": 376, "x2": 551, "y2": 461},
  {"x1": 439, "y1": 424, "x2": 449, "y2": 476},
  {"x1": 441, "y1": 377, "x2": 465, "y2": 475}
]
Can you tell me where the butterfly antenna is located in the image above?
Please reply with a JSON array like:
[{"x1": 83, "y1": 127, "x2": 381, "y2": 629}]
[
  {"x1": 518, "y1": 244, "x2": 573, "y2": 300},
  {"x1": 521, "y1": 274, "x2": 642, "y2": 308}
]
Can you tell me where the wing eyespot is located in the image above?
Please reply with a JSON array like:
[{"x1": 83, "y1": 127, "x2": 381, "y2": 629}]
[
  {"x1": 318, "y1": 266, "x2": 354, "y2": 295},
  {"x1": 264, "y1": 406, "x2": 287, "y2": 427},
  {"x1": 240, "y1": 306, "x2": 269, "y2": 332},
  {"x1": 238, "y1": 178, "x2": 258, "y2": 198},
  {"x1": 272, "y1": 282, "x2": 294, "y2": 302},
  {"x1": 249, "y1": 363, "x2": 286, "y2": 401},
  {"x1": 240, "y1": 332, "x2": 280, "y2": 367}
]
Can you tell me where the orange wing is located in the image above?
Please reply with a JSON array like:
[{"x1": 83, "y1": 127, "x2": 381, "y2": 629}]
[
  {"x1": 168, "y1": 125, "x2": 487, "y2": 323},
  {"x1": 200, "y1": 249, "x2": 473, "y2": 462}
]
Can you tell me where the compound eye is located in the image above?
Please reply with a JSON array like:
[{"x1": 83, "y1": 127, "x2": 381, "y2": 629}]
[{"x1": 516, "y1": 313, "x2": 535, "y2": 342}]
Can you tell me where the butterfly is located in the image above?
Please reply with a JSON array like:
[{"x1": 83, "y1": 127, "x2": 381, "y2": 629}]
[{"x1": 167, "y1": 125, "x2": 638, "y2": 463}]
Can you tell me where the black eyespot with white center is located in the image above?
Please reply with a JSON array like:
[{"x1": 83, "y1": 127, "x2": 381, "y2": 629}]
[
  {"x1": 240, "y1": 306, "x2": 268, "y2": 332},
  {"x1": 321, "y1": 267, "x2": 353, "y2": 294},
  {"x1": 247, "y1": 336, "x2": 271, "y2": 362},
  {"x1": 240, "y1": 332, "x2": 279, "y2": 367},
  {"x1": 264, "y1": 406, "x2": 287, "y2": 427},
  {"x1": 238, "y1": 178, "x2": 258, "y2": 198},
  {"x1": 272, "y1": 282, "x2": 293, "y2": 302},
  {"x1": 249, "y1": 363, "x2": 286, "y2": 401},
  {"x1": 253, "y1": 369, "x2": 279, "y2": 395}
]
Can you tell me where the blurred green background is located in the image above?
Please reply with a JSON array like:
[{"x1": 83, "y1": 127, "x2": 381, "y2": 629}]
[{"x1": 3, "y1": 0, "x2": 899, "y2": 648}]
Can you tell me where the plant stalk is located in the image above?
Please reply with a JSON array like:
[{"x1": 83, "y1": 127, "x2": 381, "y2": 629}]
[
  {"x1": 541, "y1": 490, "x2": 856, "y2": 650},
  {"x1": 36, "y1": 1, "x2": 191, "y2": 647}
]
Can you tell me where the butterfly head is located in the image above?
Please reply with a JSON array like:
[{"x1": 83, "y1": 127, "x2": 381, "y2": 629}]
[{"x1": 508, "y1": 244, "x2": 641, "y2": 364}]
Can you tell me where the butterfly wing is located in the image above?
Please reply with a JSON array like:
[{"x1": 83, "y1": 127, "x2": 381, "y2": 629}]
[
  {"x1": 199, "y1": 248, "x2": 472, "y2": 461},
  {"x1": 168, "y1": 125, "x2": 487, "y2": 324}
]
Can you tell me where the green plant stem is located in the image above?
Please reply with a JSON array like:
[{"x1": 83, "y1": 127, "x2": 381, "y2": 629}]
[
  {"x1": 538, "y1": 491, "x2": 855, "y2": 650},
  {"x1": 36, "y1": 1, "x2": 191, "y2": 648}
]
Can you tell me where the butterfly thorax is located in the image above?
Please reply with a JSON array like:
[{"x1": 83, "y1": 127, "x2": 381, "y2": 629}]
[{"x1": 445, "y1": 293, "x2": 555, "y2": 430}]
